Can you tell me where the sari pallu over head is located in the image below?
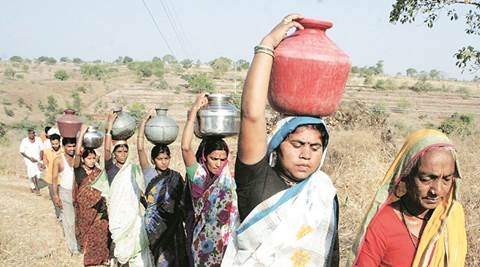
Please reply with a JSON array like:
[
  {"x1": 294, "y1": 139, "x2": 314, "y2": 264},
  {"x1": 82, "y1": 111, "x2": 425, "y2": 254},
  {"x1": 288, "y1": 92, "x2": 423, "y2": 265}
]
[
  {"x1": 92, "y1": 143, "x2": 153, "y2": 266},
  {"x1": 222, "y1": 116, "x2": 338, "y2": 267},
  {"x1": 348, "y1": 129, "x2": 467, "y2": 267},
  {"x1": 189, "y1": 139, "x2": 239, "y2": 266}
]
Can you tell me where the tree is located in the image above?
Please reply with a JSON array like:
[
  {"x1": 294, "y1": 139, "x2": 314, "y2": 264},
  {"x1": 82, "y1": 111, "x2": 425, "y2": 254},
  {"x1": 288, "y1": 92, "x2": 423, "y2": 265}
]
[
  {"x1": 73, "y1": 57, "x2": 83, "y2": 64},
  {"x1": 406, "y1": 68, "x2": 417, "y2": 77},
  {"x1": 9, "y1": 56, "x2": 23, "y2": 62},
  {"x1": 60, "y1": 57, "x2": 70, "y2": 62},
  {"x1": 183, "y1": 73, "x2": 215, "y2": 93},
  {"x1": 235, "y1": 59, "x2": 250, "y2": 71},
  {"x1": 39, "y1": 96, "x2": 61, "y2": 125},
  {"x1": 4, "y1": 68, "x2": 16, "y2": 80},
  {"x1": 181, "y1": 59, "x2": 193, "y2": 69},
  {"x1": 162, "y1": 54, "x2": 177, "y2": 64},
  {"x1": 123, "y1": 56, "x2": 133, "y2": 64},
  {"x1": 210, "y1": 57, "x2": 232, "y2": 77},
  {"x1": 374, "y1": 60, "x2": 384, "y2": 75},
  {"x1": 390, "y1": 0, "x2": 480, "y2": 71},
  {"x1": 54, "y1": 70, "x2": 69, "y2": 81},
  {"x1": 429, "y1": 69, "x2": 442, "y2": 80}
]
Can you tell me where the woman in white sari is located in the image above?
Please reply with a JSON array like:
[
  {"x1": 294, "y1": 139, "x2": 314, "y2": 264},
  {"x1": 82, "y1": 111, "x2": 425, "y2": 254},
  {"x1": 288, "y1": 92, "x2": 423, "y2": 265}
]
[
  {"x1": 222, "y1": 14, "x2": 339, "y2": 267},
  {"x1": 93, "y1": 111, "x2": 153, "y2": 267}
]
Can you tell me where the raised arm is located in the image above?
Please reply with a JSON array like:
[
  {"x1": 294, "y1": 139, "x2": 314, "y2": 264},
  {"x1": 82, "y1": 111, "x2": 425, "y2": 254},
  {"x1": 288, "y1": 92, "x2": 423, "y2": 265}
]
[
  {"x1": 138, "y1": 108, "x2": 156, "y2": 171},
  {"x1": 74, "y1": 124, "x2": 88, "y2": 168},
  {"x1": 181, "y1": 93, "x2": 208, "y2": 167},
  {"x1": 238, "y1": 14, "x2": 304, "y2": 165},
  {"x1": 104, "y1": 111, "x2": 117, "y2": 162}
]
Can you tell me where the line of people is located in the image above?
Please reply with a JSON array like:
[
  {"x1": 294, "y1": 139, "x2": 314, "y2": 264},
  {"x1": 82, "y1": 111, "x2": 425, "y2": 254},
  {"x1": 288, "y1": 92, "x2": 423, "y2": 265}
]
[{"x1": 19, "y1": 14, "x2": 467, "y2": 267}]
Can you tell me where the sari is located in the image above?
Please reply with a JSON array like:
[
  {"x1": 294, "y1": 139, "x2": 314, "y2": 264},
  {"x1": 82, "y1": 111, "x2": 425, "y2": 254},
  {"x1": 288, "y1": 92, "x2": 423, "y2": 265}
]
[
  {"x1": 222, "y1": 116, "x2": 338, "y2": 267},
  {"x1": 348, "y1": 129, "x2": 467, "y2": 266},
  {"x1": 144, "y1": 168, "x2": 187, "y2": 266},
  {"x1": 186, "y1": 159, "x2": 238, "y2": 266},
  {"x1": 92, "y1": 154, "x2": 153, "y2": 267},
  {"x1": 73, "y1": 166, "x2": 109, "y2": 266}
]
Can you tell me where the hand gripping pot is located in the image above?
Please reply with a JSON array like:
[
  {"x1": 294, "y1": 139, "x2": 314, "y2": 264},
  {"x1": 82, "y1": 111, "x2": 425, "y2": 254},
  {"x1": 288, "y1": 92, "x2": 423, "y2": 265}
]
[
  {"x1": 196, "y1": 94, "x2": 240, "y2": 138},
  {"x1": 269, "y1": 18, "x2": 352, "y2": 116},
  {"x1": 144, "y1": 108, "x2": 179, "y2": 145},
  {"x1": 83, "y1": 126, "x2": 104, "y2": 149},
  {"x1": 111, "y1": 107, "x2": 136, "y2": 141}
]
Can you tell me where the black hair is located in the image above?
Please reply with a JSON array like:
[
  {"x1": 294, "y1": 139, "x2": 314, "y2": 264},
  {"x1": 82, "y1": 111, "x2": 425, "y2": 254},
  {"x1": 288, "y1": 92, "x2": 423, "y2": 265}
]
[
  {"x1": 291, "y1": 123, "x2": 329, "y2": 150},
  {"x1": 195, "y1": 137, "x2": 229, "y2": 162},
  {"x1": 82, "y1": 148, "x2": 97, "y2": 159},
  {"x1": 62, "y1": 137, "x2": 76, "y2": 146},
  {"x1": 27, "y1": 128, "x2": 35, "y2": 133},
  {"x1": 49, "y1": 134, "x2": 61, "y2": 141},
  {"x1": 44, "y1": 126, "x2": 51, "y2": 134},
  {"x1": 113, "y1": 144, "x2": 129, "y2": 152},
  {"x1": 151, "y1": 144, "x2": 170, "y2": 160}
]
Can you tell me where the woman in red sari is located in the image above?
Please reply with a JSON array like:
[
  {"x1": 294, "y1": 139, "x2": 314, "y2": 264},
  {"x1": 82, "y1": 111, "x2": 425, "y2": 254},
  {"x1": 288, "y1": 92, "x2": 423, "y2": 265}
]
[{"x1": 73, "y1": 125, "x2": 110, "y2": 266}]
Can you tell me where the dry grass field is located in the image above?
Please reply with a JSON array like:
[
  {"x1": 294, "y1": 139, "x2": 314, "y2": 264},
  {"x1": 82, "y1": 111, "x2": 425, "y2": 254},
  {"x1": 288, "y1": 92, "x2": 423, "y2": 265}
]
[{"x1": 0, "y1": 61, "x2": 479, "y2": 266}]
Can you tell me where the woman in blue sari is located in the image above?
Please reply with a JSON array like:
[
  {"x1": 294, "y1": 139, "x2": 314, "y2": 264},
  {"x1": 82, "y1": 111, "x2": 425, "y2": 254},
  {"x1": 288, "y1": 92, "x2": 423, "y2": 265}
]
[{"x1": 138, "y1": 109, "x2": 187, "y2": 267}]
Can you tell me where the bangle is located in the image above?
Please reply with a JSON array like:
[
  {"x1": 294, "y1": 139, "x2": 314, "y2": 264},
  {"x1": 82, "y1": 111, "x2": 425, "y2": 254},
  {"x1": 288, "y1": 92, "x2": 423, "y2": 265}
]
[{"x1": 254, "y1": 45, "x2": 275, "y2": 57}]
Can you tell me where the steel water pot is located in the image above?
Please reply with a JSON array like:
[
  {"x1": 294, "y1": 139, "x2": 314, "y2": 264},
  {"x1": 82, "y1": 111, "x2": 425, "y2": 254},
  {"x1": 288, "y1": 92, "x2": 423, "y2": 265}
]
[
  {"x1": 144, "y1": 108, "x2": 179, "y2": 145},
  {"x1": 111, "y1": 107, "x2": 136, "y2": 141},
  {"x1": 83, "y1": 126, "x2": 104, "y2": 149},
  {"x1": 196, "y1": 94, "x2": 240, "y2": 137}
]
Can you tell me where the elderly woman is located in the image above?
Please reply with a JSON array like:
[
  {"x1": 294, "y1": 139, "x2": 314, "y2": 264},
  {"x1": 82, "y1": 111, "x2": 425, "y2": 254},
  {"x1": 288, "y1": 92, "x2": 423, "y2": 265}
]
[
  {"x1": 349, "y1": 129, "x2": 467, "y2": 266},
  {"x1": 92, "y1": 111, "x2": 153, "y2": 267},
  {"x1": 222, "y1": 14, "x2": 339, "y2": 267}
]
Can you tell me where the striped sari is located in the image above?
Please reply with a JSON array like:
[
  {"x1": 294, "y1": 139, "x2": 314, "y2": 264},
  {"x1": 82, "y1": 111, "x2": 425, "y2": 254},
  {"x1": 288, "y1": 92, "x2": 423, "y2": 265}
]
[{"x1": 348, "y1": 129, "x2": 467, "y2": 266}]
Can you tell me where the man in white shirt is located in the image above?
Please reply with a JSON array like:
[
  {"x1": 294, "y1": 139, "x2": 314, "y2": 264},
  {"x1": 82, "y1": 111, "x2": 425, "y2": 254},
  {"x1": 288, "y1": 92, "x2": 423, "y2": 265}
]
[{"x1": 19, "y1": 128, "x2": 45, "y2": 195}]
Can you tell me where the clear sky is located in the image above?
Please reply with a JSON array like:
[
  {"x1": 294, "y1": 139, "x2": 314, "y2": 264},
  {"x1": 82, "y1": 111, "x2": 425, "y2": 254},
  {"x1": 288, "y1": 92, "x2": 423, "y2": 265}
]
[{"x1": 1, "y1": 0, "x2": 475, "y2": 80}]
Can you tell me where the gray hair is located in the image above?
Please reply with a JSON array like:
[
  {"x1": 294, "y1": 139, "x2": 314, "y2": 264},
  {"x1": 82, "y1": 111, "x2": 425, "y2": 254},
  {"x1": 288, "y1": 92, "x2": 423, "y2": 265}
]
[{"x1": 401, "y1": 146, "x2": 457, "y2": 181}]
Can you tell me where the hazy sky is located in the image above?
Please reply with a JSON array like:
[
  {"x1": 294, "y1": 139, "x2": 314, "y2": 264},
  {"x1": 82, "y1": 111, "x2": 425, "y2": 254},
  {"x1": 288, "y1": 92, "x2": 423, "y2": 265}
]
[{"x1": 1, "y1": 0, "x2": 476, "y2": 79}]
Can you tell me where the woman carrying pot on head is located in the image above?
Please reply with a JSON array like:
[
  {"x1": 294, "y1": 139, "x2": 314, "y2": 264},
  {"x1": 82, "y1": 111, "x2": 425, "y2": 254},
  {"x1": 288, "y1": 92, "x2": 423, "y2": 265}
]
[
  {"x1": 73, "y1": 124, "x2": 109, "y2": 266},
  {"x1": 92, "y1": 111, "x2": 153, "y2": 267},
  {"x1": 137, "y1": 109, "x2": 188, "y2": 267},
  {"x1": 222, "y1": 14, "x2": 339, "y2": 267},
  {"x1": 181, "y1": 93, "x2": 238, "y2": 266}
]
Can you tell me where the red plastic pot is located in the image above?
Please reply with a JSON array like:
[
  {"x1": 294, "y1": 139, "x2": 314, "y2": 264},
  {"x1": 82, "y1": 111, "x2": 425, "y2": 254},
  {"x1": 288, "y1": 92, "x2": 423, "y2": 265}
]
[
  {"x1": 56, "y1": 109, "x2": 81, "y2": 138},
  {"x1": 268, "y1": 18, "x2": 352, "y2": 116}
]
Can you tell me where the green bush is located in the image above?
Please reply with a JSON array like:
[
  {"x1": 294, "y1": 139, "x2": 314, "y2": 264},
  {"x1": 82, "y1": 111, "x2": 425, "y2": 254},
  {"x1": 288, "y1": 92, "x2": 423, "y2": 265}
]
[
  {"x1": 183, "y1": 73, "x2": 215, "y2": 93},
  {"x1": 11, "y1": 117, "x2": 37, "y2": 130},
  {"x1": 4, "y1": 107, "x2": 14, "y2": 117},
  {"x1": 9, "y1": 56, "x2": 23, "y2": 62},
  {"x1": 54, "y1": 70, "x2": 69, "y2": 81},
  {"x1": 15, "y1": 74, "x2": 24, "y2": 80},
  {"x1": 38, "y1": 95, "x2": 62, "y2": 125},
  {"x1": 181, "y1": 59, "x2": 193, "y2": 69},
  {"x1": 210, "y1": 57, "x2": 232, "y2": 78},
  {"x1": 80, "y1": 64, "x2": 108, "y2": 80},
  {"x1": 60, "y1": 57, "x2": 70, "y2": 62},
  {"x1": 410, "y1": 77, "x2": 435, "y2": 92},
  {"x1": 4, "y1": 68, "x2": 16, "y2": 80},
  {"x1": 152, "y1": 79, "x2": 169, "y2": 90},
  {"x1": 73, "y1": 58, "x2": 83, "y2": 64},
  {"x1": 128, "y1": 102, "x2": 146, "y2": 123},
  {"x1": 374, "y1": 79, "x2": 397, "y2": 90},
  {"x1": 438, "y1": 113, "x2": 475, "y2": 137}
]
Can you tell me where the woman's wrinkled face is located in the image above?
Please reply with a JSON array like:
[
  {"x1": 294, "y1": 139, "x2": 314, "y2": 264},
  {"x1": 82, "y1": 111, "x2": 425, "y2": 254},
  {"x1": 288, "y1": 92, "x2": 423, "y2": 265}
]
[
  {"x1": 83, "y1": 153, "x2": 97, "y2": 169},
  {"x1": 405, "y1": 147, "x2": 456, "y2": 210},
  {"x1": 277, "y1": 126, "x2": 323, "y2": 181},
  {"x1": 206, "y1": 150, "x2": 227, "y2": 175},
  {"x1": 153, "y1": 152, "x2": 170, "y2": 171},
  {"x1": 114, "y1": 146, "x2": 128, "y2": 164}
]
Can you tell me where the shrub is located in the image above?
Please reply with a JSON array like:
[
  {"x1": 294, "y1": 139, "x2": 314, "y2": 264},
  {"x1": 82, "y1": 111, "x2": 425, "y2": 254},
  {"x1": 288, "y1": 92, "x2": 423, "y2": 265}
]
[
  {"x1": 73, "y1": 58, "x2": 83, "y2": 64},
  {"x1": 11, "y1": 117, "x2": 37, "y2": 130},
  {"x1": 374, "y1": 79, "x2": 397, "y2": 90},
  {"x1": 17, "y1": 97, "x2": 26, "y2": 107},
  {"x1": 76, "y1": 86, "x2": 87, "y2": 94},
  {"x1": 45, "y1": 57, "x2": 57, "y2": 65},
  {"x1": 0, "y1": 122, "x2": 6, "y2": 139},
  {"x1": 9, "y1": 56, "x2": 23, "y2": 62},
  {"x1": 38, "y1": 95, "x2": 61, "y2": 125},
  {"x1": 153, "y1": 79, "x2": 169, "y2": 90},
  {"x1": 15, "y1": 74, "x2": 24, "y2": 80},
  {"x1": 4, "y1": 68, "x2": 16, "y2": 80},
  {"x1": 183, "y1": 73, "x2": 215, "y2": 93},
  {"x1": 22, "y1": 64, "x2": 29, "y2": 72},
  {"x1": 181, "y1": 59, "x2": 193, "y2": 69},
  {"x1": 410, "y1": 77, "x2": 435, "y2": 92},
  {"x1": 235, "y1": 59, "x2": 250, "y2": 71},
  {"x1": 60, "y1": 57, "x2": 70, "y2": 62},
  {"x1": 210, "y1": 57, "x2": 232, "y2": 78},
  {"x1": 54, "y1": 70, "x2": 69, "y2": 81},
  {"x1": 4, "y1": 107, "x2": 14, "y2": 117},
  {"x1": 67, "y1": 91, "x2": 82, "y2": 112},
  {"x1": 80, "y1": 64, "x2": 108, "y2": 80},
  {"x1": 438, "y1": 113, "x2": 475, "y2": 137},
  {"x1": 128, "y1": 102, "x2": 146, "y2": 123}
]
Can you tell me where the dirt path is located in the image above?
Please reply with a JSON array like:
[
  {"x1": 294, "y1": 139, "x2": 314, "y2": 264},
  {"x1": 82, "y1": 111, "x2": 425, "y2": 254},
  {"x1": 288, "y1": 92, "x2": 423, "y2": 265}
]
[{"x1": 0, "y1": 175, "x2": 82, "y2": 267}]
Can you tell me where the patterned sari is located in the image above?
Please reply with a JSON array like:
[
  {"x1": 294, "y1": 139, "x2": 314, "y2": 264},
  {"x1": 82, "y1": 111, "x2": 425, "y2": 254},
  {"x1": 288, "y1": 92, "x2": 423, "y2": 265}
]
[
  {"x1": 222, "y1": 116, "x2": 338, "y2": 267},
  {"x1": 348, "y1": 129, "x2": 467, "y2": 266},
  {"x1": 73, "y1": 166, "x2": 109, "y2": 266},
  {"x1": 144, "y1": 168, "x2": 187, "y2": 266},
  {"x1": 186, "y1": 161, "x2": 238, "y2": 267}
]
